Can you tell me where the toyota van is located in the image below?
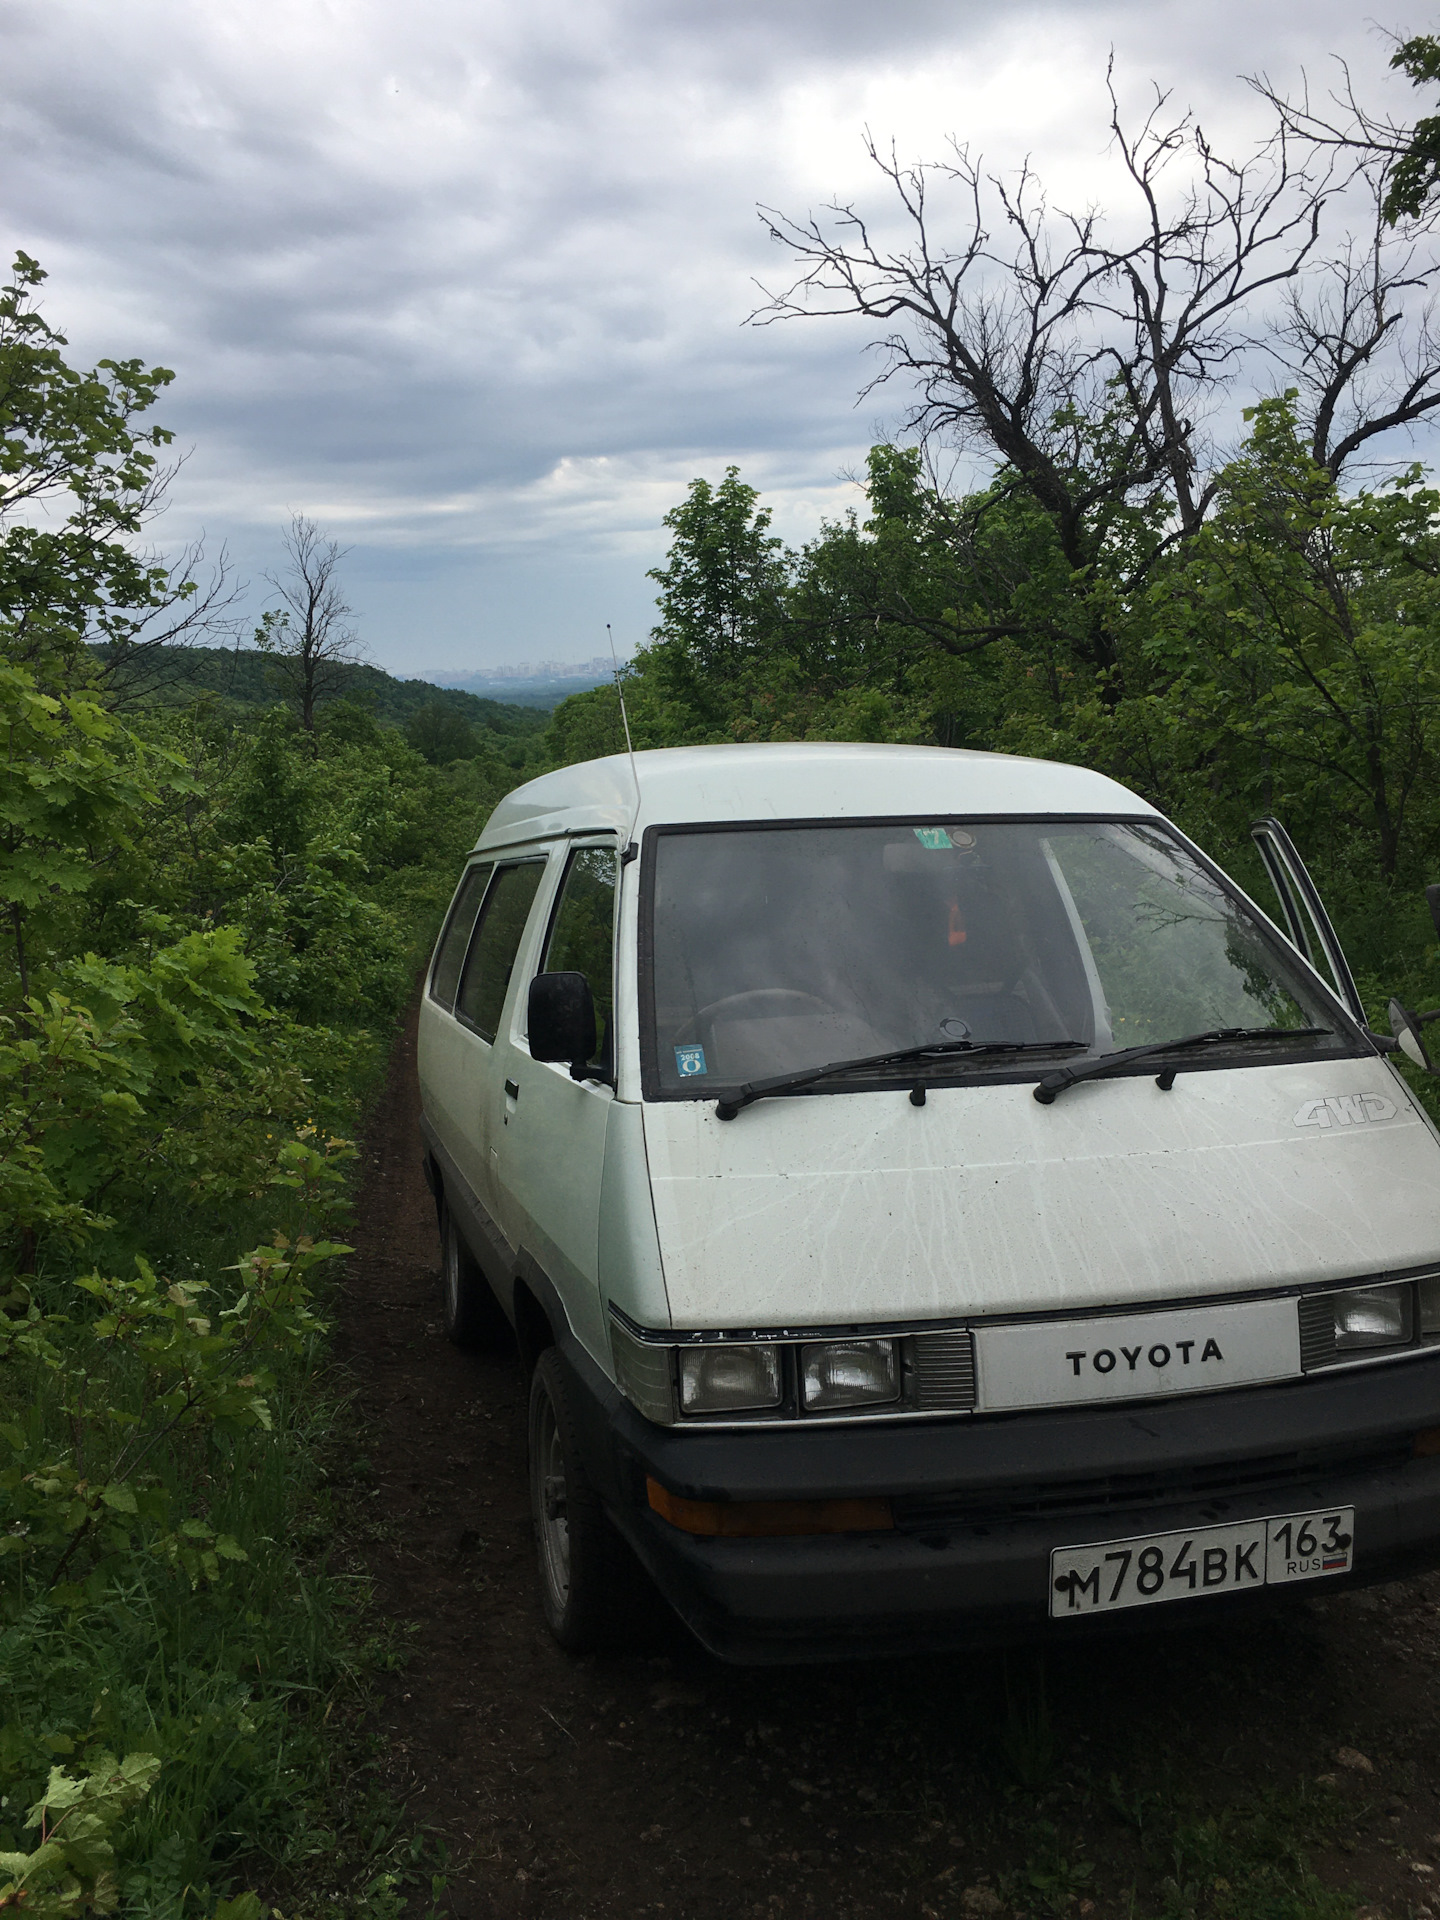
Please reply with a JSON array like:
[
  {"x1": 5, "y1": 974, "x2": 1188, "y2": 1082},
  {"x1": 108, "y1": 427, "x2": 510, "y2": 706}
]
[{"x1": 416, "y1": 743, "x2": 1440, "y2": 1661}]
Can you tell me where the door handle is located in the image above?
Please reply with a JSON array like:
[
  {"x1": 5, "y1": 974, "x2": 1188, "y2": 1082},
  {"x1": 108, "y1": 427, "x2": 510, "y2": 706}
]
[{"x1": 504, "y1": 1079, "x2": 520, "y2": 1100}]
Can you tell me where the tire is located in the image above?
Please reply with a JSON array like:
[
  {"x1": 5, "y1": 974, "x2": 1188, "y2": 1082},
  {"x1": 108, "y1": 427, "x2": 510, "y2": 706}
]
[
  {"x1": 528, "y1": 1348, "x2": 657, "y2": 1653},
  {"x1": 439, "y1": 1204, "x2": 509, "y2": 1349}
]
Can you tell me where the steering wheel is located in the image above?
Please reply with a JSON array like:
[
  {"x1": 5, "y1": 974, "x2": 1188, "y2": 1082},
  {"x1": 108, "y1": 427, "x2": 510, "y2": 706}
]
[{"x1": 674, "y1": 988, "x2": 838, "y2": 1046}]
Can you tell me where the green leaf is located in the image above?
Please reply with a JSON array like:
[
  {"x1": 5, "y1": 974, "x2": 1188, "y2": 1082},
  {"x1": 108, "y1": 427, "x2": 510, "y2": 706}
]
[{"x1": 212, "y1": 1893, "x2": 265, "y2": 1920}]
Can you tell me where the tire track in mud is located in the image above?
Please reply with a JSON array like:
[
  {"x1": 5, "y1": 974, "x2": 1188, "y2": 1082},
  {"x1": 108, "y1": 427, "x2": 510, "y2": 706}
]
[{"x1": 339, "y1": 1002, "x2": 1440, "y2": 1918}]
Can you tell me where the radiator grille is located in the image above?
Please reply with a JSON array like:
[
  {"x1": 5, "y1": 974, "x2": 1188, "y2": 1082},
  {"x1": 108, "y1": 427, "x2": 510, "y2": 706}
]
[
  {"x1": 892, "y1": 1437, "x2": 1407, "y2": 1534},
  {"x1": 1298, "y1": 1297, "x2": 1339, "y2": 1371},
  {"x1": 908, "y1": 1330, "x2": 976, "y2": 1411}
]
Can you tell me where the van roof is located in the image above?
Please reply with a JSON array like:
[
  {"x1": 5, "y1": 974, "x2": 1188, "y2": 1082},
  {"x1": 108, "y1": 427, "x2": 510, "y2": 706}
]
[{"x1": 473, "y1": 743, "x2": 1157, "y2": 852}]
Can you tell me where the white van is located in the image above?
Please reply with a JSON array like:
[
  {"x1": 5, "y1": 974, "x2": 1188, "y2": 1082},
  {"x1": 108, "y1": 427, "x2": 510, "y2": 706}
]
[{"x1": 416, "y1": 742, "x2": 1440, "y2": 1661}]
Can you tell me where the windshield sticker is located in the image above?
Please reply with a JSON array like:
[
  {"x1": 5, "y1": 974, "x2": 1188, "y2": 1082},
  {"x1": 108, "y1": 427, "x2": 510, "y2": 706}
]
[
  {"x1": 950, "y1": 828, "x2": 976, "y2": 849},
  {"x1": 674, "y1": 1044, "x2": 709, "y2": 1077},
  {"x1": 913, "y1": 827, "x2": 954, "y2": 850}
]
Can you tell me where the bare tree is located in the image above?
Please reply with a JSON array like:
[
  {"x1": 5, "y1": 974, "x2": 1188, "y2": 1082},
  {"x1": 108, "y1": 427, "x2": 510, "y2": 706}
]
[
  {"x1": 90, "y1": 536, "x2": 247, "y2": 708},
  {"x1": 750, "y1": 68, "x2": 1440, "y2": 661},
  {"x1": 1252, "y1": 45, "x2": 1440, "y2": 227},
  {"x1": 256, "y1": 515, "x2": 364, "y2": 732},
  {"x1": 1270, "y1": 211, "x2": 1440, "y2": 478}
]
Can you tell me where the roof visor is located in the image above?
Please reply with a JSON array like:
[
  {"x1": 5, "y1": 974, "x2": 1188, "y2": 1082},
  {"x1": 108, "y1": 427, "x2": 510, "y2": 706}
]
[{"x1": 475, "y1": 743, "x2": 1158, "y2": 852}]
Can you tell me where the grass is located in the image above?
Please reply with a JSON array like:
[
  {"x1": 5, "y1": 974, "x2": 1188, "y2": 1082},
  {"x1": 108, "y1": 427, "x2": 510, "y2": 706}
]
[
  {"x1": 1143, "y1": 1784, "x2": 1358, "y2": 1920},
  {"x1": 952, "y1": 1651, "x2": 1368, "y2": 1920},
  {"x1": 0, "y1": 1331, "x2": 382, "y2": 1912},
  {"x1": 983, "y1": 1772, "x2": 1360, "y2": 1920}
]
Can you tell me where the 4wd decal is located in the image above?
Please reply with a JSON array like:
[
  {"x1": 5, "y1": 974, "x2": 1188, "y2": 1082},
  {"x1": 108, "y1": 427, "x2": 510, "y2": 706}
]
[{"x1": 1293, "y1": 1092, "x2": 1399, "y2": 1129}]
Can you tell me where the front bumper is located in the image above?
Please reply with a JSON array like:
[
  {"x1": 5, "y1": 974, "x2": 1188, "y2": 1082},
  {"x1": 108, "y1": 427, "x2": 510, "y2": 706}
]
[{"x1": 561, "y1": 1338, "x2": 1440, "y2": 1662}]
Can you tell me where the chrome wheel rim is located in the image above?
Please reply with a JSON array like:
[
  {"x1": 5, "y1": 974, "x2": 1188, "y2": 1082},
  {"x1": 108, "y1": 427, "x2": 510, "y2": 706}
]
[{"x1": 533, "y1": 1392, "x2": 570, "y2": 1608}]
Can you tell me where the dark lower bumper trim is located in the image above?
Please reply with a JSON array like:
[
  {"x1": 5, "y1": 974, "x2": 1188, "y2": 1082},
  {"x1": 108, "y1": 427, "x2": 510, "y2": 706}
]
[{"x1": 622, "y1": 1461, "x2": 1440, "y2": 1662}]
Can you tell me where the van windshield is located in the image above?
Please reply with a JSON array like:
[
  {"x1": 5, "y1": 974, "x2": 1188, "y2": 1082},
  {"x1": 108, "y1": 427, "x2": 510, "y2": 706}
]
[{"x1": 644, "y1": 820, "x2": 1353, "y2": 1096}]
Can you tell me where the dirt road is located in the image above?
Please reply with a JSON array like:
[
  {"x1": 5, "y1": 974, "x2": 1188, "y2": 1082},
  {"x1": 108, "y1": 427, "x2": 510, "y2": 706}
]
[{"x1": 337, "y1": 1006, "x2": 1440, "y2": 1919}]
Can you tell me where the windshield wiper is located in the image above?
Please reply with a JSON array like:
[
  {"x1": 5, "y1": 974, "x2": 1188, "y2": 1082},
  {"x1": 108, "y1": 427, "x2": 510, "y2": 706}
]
[
  {"x1": 715, "y1": 1038, "x2": 1087, "y2": 1121},
  {"x1": 1032, "y1": 1026, "x2": 1334, "y2": 1105}
]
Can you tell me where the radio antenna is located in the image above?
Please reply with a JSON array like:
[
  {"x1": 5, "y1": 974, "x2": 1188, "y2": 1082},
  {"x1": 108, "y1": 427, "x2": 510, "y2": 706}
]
[
  {"x1": 606, "y1": 623, "x2": 635, "y2": 755},
  {"x1": 606, "y1": 624, "x2": 641, "y2": 820}
]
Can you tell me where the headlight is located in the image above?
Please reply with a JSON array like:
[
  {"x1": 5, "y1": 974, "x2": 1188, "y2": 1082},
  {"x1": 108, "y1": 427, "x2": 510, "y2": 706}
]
[
  {"x1": 801, "y1": 1339, "x2": 898, "y2": 1411},
  {"x1": 679, "y1": 1344, "x2": 782, "y2": 1414},
  {"x1": 1419, "y1": 1275, "x2": 1440, "y2": 1338},
  {"x1": 1331, "y1": 1282, "x2": 1413, "y2": 1351}
]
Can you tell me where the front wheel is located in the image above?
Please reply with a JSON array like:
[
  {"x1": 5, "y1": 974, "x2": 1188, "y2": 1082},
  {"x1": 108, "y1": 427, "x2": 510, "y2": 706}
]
[
  {"x1": 439, "y1": 1205, "x2": 508, "y2": 1349},
  {"x1": 528, "y1": 1349, "x2": 656, "y2": 1652}
]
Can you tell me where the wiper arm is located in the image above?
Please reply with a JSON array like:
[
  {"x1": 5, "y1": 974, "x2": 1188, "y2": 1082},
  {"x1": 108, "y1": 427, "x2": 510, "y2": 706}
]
[
  {"x1": 1032, "y1": 1027, "x2": 1334, "y2": 1106},
  {"x1": 715, "y1": 1038, "x2": 1086, "y2": 1121}
]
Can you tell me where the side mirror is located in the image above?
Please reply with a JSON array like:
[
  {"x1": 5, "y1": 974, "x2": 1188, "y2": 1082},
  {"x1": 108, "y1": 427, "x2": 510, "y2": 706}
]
[
  {"x1": 529, "y1": 972, "x2": 598, "y2": 1078},
  {"x1": 1389, "y1": 996, "x2": 1440, "y2": 1073}
]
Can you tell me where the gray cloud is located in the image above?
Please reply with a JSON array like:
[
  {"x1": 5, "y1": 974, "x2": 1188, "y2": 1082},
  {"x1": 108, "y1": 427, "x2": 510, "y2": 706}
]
[{"x1": 0, "y1": 0, "x2": 1419, "y2": 670}]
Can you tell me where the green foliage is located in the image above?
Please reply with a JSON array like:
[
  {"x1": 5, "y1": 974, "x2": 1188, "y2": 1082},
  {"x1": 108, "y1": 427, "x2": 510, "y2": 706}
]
[
  {"x1": 545, "y1": 680, "x2": 638, "y2": 762},
  {"x1": 0, "y1": 1750, "x2": 162, "y2": 1916},
  {"x1": 404, "y1": 699, "x2": 480, "y2": 763},
  {"x1": 0, "y1": 253, "x2": 184, "y2": 691},
  {"x1": 647, "y1": 465, "x2": 790, "y2": 674},
  {"x1": 0, "y1": 251, "x2": 511, "y2": 1914},
  {"x1": 1149, "y1": 1786, "x2": 1357, "y2": 1920},
  {"x1": 1138, "y1": 397, "x2": 1440, "y2": 880},
  {"x1": 1002, "y1": 1840, "x2": 1094, "y2": 1918},
  {"x1": 639, "y1": 466, "x2": 796, "y2": 733},
  {"x1": 0, "y1": 646, "x2": 484, "y2": 1904},
  {"x1": 1385, "y1": 34, "x2": 1440, "y2": 223},
  {"x1": 0, "y1": 663, "x2": 166, "y2": 989},
  {"x1": 600, "y1": 414, "x2": 1440, "y2": 1060},
  {"x1": 0, "y1": 938, "x2": 271, "y2": 1252},
  {"x1": 0, "y1": 255, "x2": 172, "y2": 527},
  {"x1": 0, "y1": 1231, "x2": 339, "y2": 1605}
]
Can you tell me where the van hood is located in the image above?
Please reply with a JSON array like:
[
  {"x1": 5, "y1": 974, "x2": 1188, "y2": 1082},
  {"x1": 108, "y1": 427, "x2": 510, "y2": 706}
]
[{"x1": 638, "y1": 1059, "x2": 1440, "y2": 1327}]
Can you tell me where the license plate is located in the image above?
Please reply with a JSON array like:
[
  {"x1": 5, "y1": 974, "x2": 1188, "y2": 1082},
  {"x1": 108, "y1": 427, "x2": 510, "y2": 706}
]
[{"x1": 1049, "y1": 1506, "x2": 1354, "y2": 1617}]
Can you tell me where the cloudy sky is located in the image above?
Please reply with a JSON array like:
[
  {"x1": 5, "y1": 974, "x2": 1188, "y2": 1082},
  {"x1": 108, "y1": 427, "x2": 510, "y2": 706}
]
[{"x1": 0, "y1": 0, "x2": 1421, "y2": 678}]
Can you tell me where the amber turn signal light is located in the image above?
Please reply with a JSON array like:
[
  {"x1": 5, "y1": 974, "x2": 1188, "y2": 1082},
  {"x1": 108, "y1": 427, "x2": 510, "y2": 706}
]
[{"x1": 646, "y1": 1477, "x2": 894, "y2": 1537}]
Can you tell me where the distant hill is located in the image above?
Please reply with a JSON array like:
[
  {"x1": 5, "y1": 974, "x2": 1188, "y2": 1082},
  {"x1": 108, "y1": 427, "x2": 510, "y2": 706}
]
[
  {"x1": 96, "y1": 644, "x2": 551, "y2": 739},
  {"x1": 426, "y1": 669, "x2": 614, "y2": 709}
]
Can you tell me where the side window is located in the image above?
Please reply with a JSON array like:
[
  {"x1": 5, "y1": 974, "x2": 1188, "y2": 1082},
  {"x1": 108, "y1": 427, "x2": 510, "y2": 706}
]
[
  {"x1": 429, "y1": 862, "x2": 493, "y2": 1011},
  {"x1": 543, "y1": 844, "x2": 619, "y2": 1056},
  {"x1": 456, "y1": 862, "x2": 546, "y2": 1042}
]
